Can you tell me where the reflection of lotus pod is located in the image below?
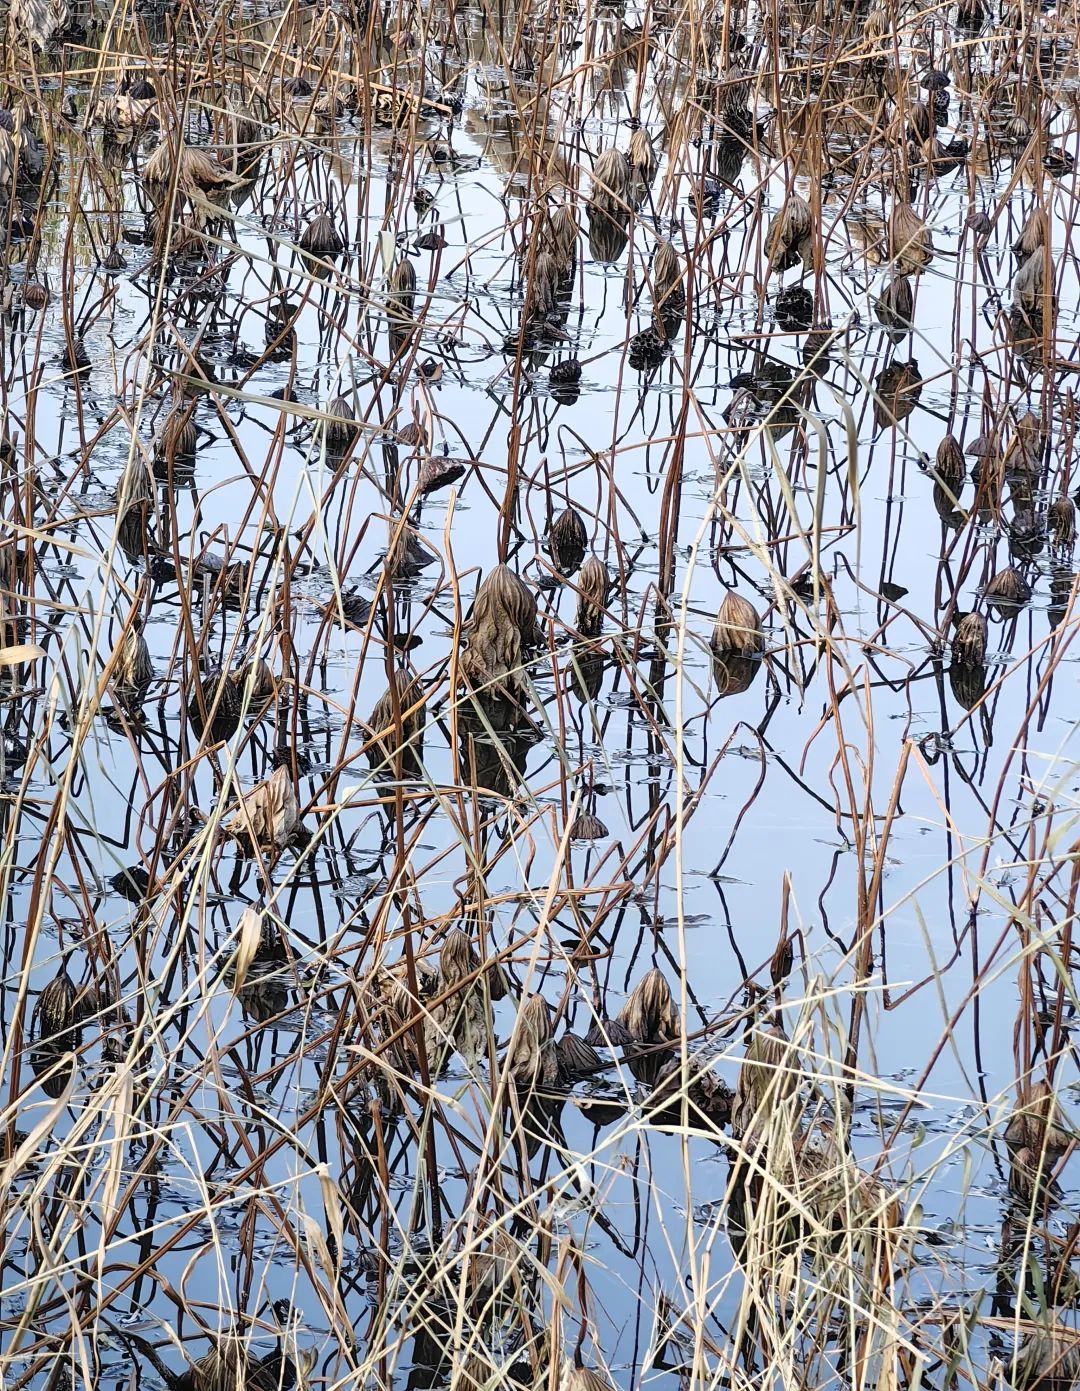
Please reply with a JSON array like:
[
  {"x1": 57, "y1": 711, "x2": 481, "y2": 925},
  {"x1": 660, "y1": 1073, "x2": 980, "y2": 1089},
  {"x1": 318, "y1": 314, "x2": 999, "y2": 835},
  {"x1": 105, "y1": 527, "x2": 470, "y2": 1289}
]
[
  {"x1": 875, "y1": 276, "x2": 914, "y2": 335},
  {"x1": 35, "y1": 967, "x2": 78, "y2": 1046},
  {"x1": 575, "y1": 556, "x2": 608, "y2": 637},
  {"x1": 711, "y1": 591, "x2": 763, "y2": 656},
  {"x1": 951, "y1": 612, "x2": 987, "y2": 666},
  {"x1": 548, "y1": 507, "x2": 588, "y2": 575},
  {"x1": 228, "y1": 766, "x2": 299, "y2": 852},
  {"x1": 985, "y1": 566, "x2": 1031, "y2": 610},
  {"x1": 367, "y1": 669, "x2": 426, "y2": 778},
  {"x1": 1049, "y1": 496, "x2": 1076, "y2": 549},
  {"x1": 935, "y1": 434, "x2": 965, "y2": 488},
  {"x1": 1013, "y1": 208, "x2": 1047, "y2": 262},
  {"x1": 587, "y1": 206, "x2": 628, "y2": 263},
  {"x1": 888, "y1": 202, "x2": 933, "y2": 273},
  {"x1": 949, "y1": 662, "x2": 986, "y2": 710},
  {"x1": 324, "y1": 395, "x2": 357, "y2": 447},
  {"x1": 569, "y1": 810, "x2": 607, "y2": 841},
  {"x1": 300, "y1": 210, "x2": 344, "y2": 260},
  {"x1": 712, "y1": 651, "x2": 760, "y2": 696}
]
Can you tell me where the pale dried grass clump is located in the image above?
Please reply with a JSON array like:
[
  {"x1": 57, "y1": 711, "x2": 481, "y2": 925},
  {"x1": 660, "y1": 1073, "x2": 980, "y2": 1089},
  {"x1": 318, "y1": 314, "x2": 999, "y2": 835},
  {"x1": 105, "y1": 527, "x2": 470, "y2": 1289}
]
[{"x1": 460, "y1": 564, "x2": 541, "y2": 701}]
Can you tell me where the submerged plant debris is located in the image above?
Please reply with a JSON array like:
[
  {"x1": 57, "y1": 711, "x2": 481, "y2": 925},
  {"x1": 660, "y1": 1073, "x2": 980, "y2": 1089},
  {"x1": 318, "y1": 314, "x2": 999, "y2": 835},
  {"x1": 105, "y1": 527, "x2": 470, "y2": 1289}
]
[{"x1": 1, "y1": 0, "x2": 1080, "y2": 1386}]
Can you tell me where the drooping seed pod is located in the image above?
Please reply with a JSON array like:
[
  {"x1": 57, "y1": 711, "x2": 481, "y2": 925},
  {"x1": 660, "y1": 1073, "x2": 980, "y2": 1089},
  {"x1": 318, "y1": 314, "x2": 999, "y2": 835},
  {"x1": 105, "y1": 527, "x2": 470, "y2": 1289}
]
[
  {"x1": 1049, "y1": 496, "x2": 1076, "y2": 549},
  {"x1": 528, "y1": 251, "x2": 561, "y2": 319},
  {"x1": 935, "y1": 434, "x2": 966, "y2": 489},
  {"x1": 1013, "y1": 207, "x2": 1047, "y2": 263},
  {"x1": 951, "y1": 611, "x2": 988, "y2": 666},
  {"x1": 324, "y1": 394, "x2": 358, "y2": 449},
  {"x1": 617, "y1": 967, "x2": 679, "y2": 1083},
  {"x1": 34, "y1": 965, "x2": 79, "y2": 1047},
  {"x1": 765, "y1": 193, "x2": 813, "y2": 272},
  {"x1": 575, "y1": 556, "x2": 609, "y2": 637},
  {"x1": 549, "y1": 358, "x2": 582, "y2": 388},
  {"x1": 543, "y1": 204, "x2": 579, "y2": 275},
  {"x1": 388, "y1": 258, "x2": 417, "y2": 353},
  {"x1": 651, "y1": 241, "x2": 686, "y2": 341},
  {"x1": 23, "y1": 280, "x2": 48, "y2": 310},
  {"x1": 506, "y1": 994, "x2": 557, "y2": 1088},
  {"x1": 112, "y1": 620, "x2": 153, "y2": 711},
  {"x1": 770, "y1": 932, "x2": 794, "y2": 988},
  {"x1": 556, "y1": 1033, "x2": 604, "y2": 1082},
  {"x1": 907, "y1": 99, "x2": 932, "y2": 144},
  {"x1": 233, "y1": 657, "x2": 275, "y2": 705},
  {"x1": 548, "y1": 507, "x2": 588, "y2": 576},
  {"x1": 158, "y1": 402, "x2": 197, "y2": 465},
  {"x1": 711, "y1": 591, "x2": 764, "y2": 656},
  {"x1": 873, "y1": 358, "x2": 922, "y2": 429},
  {"x1": 367, "y1": 668, "x2": 426, "y2": 779},
  {"x1": 188, "y1": 668, "x2": 243, "y2": 741},
  {"x1": 300, "y1": 210, "x2": 344, "y2": 261},
  {"x1": 1013, "y1": 252, "x2": 1052, "y2": 316},
  {"x1": 888, "y1": 202, "x2": 933, "y2": 273},
  {"x1": 568, "y1": 810, "x2": 607, "y2": 841},
  {"x1": 589, "y1": 147, "x2": 631, "y2": 213},
  {"x1": 629, "y1": 127, "x2": 657, "y2": 202},
  {"x1": 62, "y1": 335, "x2": 91, "y2": 374},
  {"x1": 397, "y1": 419, "x2": 430, "y2": 450},
  {"x1": 984, "y1": 565, "x2": 1032, "y2": 611},
  {"x1": 418, "y1": 454, "x2": 466, "y2": 497}
]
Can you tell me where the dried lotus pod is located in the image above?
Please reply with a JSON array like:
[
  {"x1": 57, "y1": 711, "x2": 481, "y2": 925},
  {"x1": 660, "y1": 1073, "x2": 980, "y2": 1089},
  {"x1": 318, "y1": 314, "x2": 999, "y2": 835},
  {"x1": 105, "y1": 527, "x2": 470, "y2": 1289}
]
[
  {"x1": 730, "y1": 1019, "x2": 800, "y2": 1141},
  {"x1": 766, "y1": 194, "x2": 813, "y2": 272},
  {"x1": 873, "y1": 358, "x2": 922, "y2": 429},
  {"x1": 188, "y1": 668, "x2": 243, "y2": 741},
  {"x1": 575, "y1": 556, "x2": 609, "y2": 637},
  {"x1": 460, "y1": 564, "x2": 541, "y2": 702},
  {"x1": 1049, "y1": 496, "x2": 1076, "y2": 550},
  {"x1": 1003, "y1": 1081, "x2": 1070, "y2": 1200},
  {"x1": 546, "y1": 204, "x2": 579, "y2": 273},
  {"x1": 984, "y1": 566, "x2": 1031, "y2": 611},
  {"x1": 935, "y1": 434, "x2": 966, "y2": 489},
  {"x1": 396, "y1": 419, "x2": 429, "y2": 450},
  {"x1": 1013, "y1": 207, "x2": 1047, "y2": 263},
  {"x1": 234, "y1": 657, "x2": 275, "y2": 704},
  {"x1": 888, "y1": 202, "x2": 933, "y2": 273},
  {"x1": 23, "y1": 280, "x2": 49, "y2": 311},
  {"x1": 155, "y1": 402, "x2": 197, "y2": 475},
  {"x1": 323, "y1": 394, "x2": 357, "y2": 448},
  {"x1": 629, "y1": 126, "x2": 657, "y2": 197},
  {"x1": 588, "y1": 147, "x2": 631, "y2": 213},
  {"x1": 651, "y1": 242, "x2": 685, "y2": 341},
  {"x1": 417, "y1": 453, "x2": 466, "y2": 497},
  {"x1": 367, "y1": 669, "x2": 426, "y2": 778},
  {"x1": 227, "y1": 766, "x2": 299, "y2": 853},
  {"x1": 711, "y1": 591, "x2": 763, "y2": 656},
  {"x1": 388, "y1": 258, "x2": 417, "y2": 354},
  {"x1": 617, "y1": 967, "x2": 679, "y2": 1083},
  {"x1": 34, "y1": 965, "x2": 79, "y2": 1047},
  {"x1": 527, "y1": 251, "x2": 561, "y2": 319},
  {"x1": 548, "y1": 507, "x2": 588, "y2": 575},
  {"x1": 556, "y1": 1033, "x2": 604, "y2": 1081},
  {"x1": 951, "y1": 612, "x2": 988, "y2": 667},
  {"x1": 505, "y1": 994, "x2": 557, "y2": 1088},
  {"x1": 875, "y1": 275, "x2": 914, "y2": 337},
  {"x1": 1013, "y1": 252, "x2": 1053, "y2": 316},
  {"x1": 112, "y1": 620, "x2": 153, "y2": 711},
  {"x1": 300, "y1": 210, "x2": 344, "y2": 260}
]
